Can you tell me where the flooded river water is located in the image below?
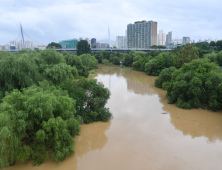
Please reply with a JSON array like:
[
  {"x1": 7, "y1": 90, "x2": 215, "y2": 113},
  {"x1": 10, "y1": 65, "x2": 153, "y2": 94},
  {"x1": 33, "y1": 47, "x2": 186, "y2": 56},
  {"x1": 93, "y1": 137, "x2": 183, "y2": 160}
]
[{"x1": 8, "y1": 65, "x2": 222, "y2": 170}]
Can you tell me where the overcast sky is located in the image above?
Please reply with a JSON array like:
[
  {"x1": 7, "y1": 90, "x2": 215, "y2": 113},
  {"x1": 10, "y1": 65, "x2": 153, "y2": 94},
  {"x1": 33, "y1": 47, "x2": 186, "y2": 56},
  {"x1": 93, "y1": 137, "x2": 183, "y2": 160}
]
[{"x1": 0, "y1": 0, "x2": 222, "y2": 45}]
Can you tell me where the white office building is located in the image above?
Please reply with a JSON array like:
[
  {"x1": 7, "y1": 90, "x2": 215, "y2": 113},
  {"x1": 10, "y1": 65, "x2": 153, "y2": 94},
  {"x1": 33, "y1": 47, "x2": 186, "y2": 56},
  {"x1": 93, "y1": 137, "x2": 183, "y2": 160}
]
[{"x1": 116, "y1": 36, "x2": 127, "y2": 49}]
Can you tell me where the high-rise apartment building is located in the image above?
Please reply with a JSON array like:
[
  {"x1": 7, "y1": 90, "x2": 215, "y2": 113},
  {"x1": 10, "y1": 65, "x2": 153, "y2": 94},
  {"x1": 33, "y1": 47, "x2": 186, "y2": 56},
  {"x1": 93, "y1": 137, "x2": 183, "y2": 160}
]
[
  {"x1": 116, "y1": 36, "x2": 127, "y2": 49},
  {"x1": 158, "y1": 30, "x2": 166, "y2": 45},
  {"x1": 127, "y1": 20, "x2": 157, "y2": 48},
  {"x1": 166, "y1": 31, "x2": 172, "y2": 45},
  {"x1": 183, "y1": 37, "x2": 191, "y2": 44}
]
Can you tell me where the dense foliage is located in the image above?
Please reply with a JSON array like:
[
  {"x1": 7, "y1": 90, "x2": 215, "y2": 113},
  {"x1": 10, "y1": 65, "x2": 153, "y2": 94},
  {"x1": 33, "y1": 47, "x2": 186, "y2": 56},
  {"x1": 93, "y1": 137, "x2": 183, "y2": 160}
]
[
  {"x1": 76, "y1": 40, "x2": 91, "y2": 56},
  {"x1": 145, "y1": 53, "x2": 174, "y2": 76},
  {"x1": 155, "y1": 67, "x2": 177, "y2": 89},
  {"x1": 46, "y1": 42, "x2": 62, "y2": 49},
  {"x1": 79, "y1": 54, "x2": 98, "y2": 70},
  {"x1": 173, "y1": 44, "x2": 199, "y2": 69},
  {"x1": 0, "y1": 50, "x2": 112, "y2": 168},
  {"x1": 0, "y1": 81, "x2": 80, "y2": 168},
  {"x1": 102, "y1": 59, "x2": 110, "y2": 66},
  {"x1": 163, "y1": 58, "x2": 222, "y2": 110},
  {"x1": 63, "y1": 52, "x2": 89, "y2": 77},
  {"x1": 60, "y1": 78, "x2": 111, "y2": 124}
]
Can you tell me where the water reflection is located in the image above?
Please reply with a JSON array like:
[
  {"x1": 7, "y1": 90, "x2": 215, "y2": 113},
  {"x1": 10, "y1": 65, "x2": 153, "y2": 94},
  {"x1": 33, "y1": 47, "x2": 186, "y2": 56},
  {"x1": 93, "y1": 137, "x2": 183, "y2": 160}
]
[
  {"x1": 8, "y1": 121, "x2": 111, "y2": 170},
  {"x1": 96, "y1": 65, "x2": 222, "y2": 142},
  {"x1": 75, "y1": 121, "x2": 111, "y2": 158},
  {"x1": 127, "y1": 79, "x2": 155, "y2": 95}
]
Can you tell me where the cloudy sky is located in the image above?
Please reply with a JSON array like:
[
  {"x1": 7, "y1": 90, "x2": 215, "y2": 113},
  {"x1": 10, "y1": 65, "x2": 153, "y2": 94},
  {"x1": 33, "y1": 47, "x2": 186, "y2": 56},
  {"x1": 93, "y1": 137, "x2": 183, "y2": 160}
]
[{"x1": 0, "y1": 0, "x2": 221, "y2": 45}]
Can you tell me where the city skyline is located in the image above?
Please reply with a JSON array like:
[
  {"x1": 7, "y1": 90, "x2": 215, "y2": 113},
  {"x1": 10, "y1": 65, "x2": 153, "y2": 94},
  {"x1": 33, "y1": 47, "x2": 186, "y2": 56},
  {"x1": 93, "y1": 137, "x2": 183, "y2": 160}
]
[{"x1": 0, "y1": 0, "x2": 222, "y2": 45}]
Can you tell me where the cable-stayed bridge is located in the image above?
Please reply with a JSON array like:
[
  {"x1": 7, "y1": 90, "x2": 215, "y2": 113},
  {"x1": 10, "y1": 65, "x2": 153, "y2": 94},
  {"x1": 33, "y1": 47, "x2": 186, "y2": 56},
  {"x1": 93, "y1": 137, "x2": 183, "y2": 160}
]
[{"x1": 0, "y1": 23, "x2": 45, "y2": 51}]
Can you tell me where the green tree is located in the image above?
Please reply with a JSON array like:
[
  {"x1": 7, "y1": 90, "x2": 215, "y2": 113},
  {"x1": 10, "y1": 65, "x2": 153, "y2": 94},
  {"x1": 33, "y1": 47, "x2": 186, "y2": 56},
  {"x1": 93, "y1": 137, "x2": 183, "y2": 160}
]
[
  {"x1": 0, "y1": 81, "x2": 80, "y2": 168},
  {"x1": 44, "y1": 63, "x2": 78, "y2": 84},
  {"x1": 123, "y1": 53, "x2": 133, "y2": 66},
  {"x1": 79, "y1": 54, "x2": 98, "y2": 70},
  {"x1": 209, "y1": 41, "x2": 216, "y2": 47},
  {"x1": 112, "y1": 56, "x2": 120, "y2": 65},
  {"x1": 46, "y1": 42, "x2": 62, "y2": 49},
  {"x1": 77, "y1": 40, "x2": 91, "y2": 56},
  {"x1": 60, "y1": 78, "x2": 112, "y2": 124},
  {"x1": 63, "y1": 53, "x2": 89, "y2": 77},
  {"x1": 163, "y1": 58, "x2": 221, "y2": 110},
  {"x1": 216, "y1": 40, "x2": 222, "y2": 51},
  {"x1": 0, "y1": 53, "x2": 43, "y2": 99},
  {"x1": 173, "y1": 44, "x2": 199, "y2": 69},
  {"x1": 144, "y1": 53, "x2": 174, "y2": 76},
  {"x1": 155, "y1": 67, "x2": 177, "y2": 89},
  {"x1": 216, "y1": 51, "x2": 222, "y2": 66},
  {"x1": 102, "y1": 59, "x2": 110, "y2": 66}
]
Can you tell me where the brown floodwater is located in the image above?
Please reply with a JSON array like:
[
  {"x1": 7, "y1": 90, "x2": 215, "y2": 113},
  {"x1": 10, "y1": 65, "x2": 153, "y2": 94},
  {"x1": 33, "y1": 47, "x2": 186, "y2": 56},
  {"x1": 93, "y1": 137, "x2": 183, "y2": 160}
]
[{"x1": 8, "y1": 65, "x2": 222, "y2": 170}]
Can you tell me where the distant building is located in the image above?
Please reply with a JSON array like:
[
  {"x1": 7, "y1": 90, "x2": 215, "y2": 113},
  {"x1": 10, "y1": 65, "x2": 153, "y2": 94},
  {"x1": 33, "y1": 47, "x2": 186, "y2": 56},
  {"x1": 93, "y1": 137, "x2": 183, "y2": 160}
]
[
  {"x1": 35, "y1": 45, "x2": 47, "y2": 50},
  {"x1": 116, "y1": 36, "x2": 127, "y2": 49},
  {"x1": 183, "y1": 37, "x2": 191, "y2": 44},
  {"x1": 79, "y1": 37, "x2": 83, "y2": 41},
  {"x1": 96, "y1": 42, "x2": 109, "y2": 48},
  {"x1": 166, "y1": 31, "x2": 172, "y2": 45},
  {"x1": 59, "y1": 39, "x2": 78, "y2": 49},
  {"x1": 91, "y1": 38, "x2": 96, "y2": 48},
  {"x1": 127, "y1": 20, "x2": 157, "y2": 48},
  {"x1": 158, "y1": 30, "x2": 166, "y2": 45},
  {"x1": 110, "y1": 42, "x2": 116, "y2": 48}
]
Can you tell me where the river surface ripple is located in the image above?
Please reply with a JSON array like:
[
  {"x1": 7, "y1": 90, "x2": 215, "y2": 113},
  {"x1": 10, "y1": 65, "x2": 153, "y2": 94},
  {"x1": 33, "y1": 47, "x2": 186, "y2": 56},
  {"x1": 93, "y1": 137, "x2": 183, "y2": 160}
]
[{"x1": 9, "y1": 65, "x2": 222, "y2": 170}]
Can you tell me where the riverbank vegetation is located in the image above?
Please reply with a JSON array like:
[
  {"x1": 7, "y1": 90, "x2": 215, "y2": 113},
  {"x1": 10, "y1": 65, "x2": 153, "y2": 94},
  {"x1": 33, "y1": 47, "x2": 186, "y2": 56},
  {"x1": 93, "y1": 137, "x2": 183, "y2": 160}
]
[
  {"x1": 0, "y1": 49, "x2": 111, "y2": 169},
  {"x1": 92, "y1": 41, "x2": 222, "y2": 111}
]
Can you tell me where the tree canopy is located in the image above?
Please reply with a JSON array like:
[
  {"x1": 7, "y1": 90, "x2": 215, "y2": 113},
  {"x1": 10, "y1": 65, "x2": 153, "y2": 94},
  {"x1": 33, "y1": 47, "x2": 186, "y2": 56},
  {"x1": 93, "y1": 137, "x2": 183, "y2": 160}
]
[
  {"x1": 77, "y1": 40, "x2": 91, "y2": 56},
  {"x1": 46, "y1": 42, "x2": 62, "y2": 49},
  {"x1": 163, "y1": 58, "x2": 222, "y2": 110},
  {"x1": 0, "y1": 49, "x2": 113, "y2": 169},
  {"x1": 0, "y1": 81, "x2": 80, "y2": 168},
  {"x1": 173, "y1": 44, "x2": 199, "y2": 69}
]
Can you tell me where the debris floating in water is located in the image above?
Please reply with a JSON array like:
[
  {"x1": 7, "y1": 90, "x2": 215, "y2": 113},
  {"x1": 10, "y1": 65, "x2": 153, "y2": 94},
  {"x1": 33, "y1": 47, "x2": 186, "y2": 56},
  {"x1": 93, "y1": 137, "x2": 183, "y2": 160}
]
[{"x1": 161, "y1": 112, "x2": 168, "y2": 114}]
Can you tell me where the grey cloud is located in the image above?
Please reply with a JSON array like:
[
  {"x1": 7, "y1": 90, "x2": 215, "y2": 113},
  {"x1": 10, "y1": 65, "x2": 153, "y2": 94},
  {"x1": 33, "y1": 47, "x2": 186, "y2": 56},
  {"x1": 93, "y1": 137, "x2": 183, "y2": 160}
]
[{"x1": 0, "y1": 0, "x2": 222, "y2": 45}]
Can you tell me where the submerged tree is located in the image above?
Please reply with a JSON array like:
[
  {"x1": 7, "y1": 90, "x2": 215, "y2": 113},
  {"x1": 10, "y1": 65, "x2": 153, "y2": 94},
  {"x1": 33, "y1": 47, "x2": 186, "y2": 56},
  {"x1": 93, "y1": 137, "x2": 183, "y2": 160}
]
[
  {"x1": 0, "y1": 81, "x2": 80, "y2": 168},
  {"x1": 163, "y1": 58, "x2": 222, "y2": 110},
  {"x1": 60, "y1": 78, "x2": 112, "y2": 124}
]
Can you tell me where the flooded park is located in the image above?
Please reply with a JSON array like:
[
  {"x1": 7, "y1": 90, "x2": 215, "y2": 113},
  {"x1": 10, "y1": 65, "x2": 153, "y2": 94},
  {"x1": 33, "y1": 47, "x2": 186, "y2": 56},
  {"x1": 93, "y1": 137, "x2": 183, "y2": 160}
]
[{"x1": 8, "y1": 65, "x2": 222, "y2": 170}]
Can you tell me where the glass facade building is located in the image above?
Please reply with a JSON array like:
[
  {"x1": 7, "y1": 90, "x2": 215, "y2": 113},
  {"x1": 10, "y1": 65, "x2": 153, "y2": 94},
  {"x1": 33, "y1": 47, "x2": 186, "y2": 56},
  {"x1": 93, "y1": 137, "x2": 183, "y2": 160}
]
[
  {"x1": 127, "y1": 20, "x2": 157, "y2": 48},
  {"x1": 182, "y1": 37, "x2": 191, "y2": 44},
  {"x1": 91, "y1": 38, "x2": 96, "y2": 47},
  {"x1": 59, "y1": 39, "x2": 78, "y2": 49}
]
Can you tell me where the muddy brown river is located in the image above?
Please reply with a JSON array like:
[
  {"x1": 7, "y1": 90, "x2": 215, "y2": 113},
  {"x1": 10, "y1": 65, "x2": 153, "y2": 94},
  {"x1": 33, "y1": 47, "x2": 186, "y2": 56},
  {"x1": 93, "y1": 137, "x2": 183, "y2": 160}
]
[{"x1": 8, "y1": 65, "x2": 222, "y2": 170}]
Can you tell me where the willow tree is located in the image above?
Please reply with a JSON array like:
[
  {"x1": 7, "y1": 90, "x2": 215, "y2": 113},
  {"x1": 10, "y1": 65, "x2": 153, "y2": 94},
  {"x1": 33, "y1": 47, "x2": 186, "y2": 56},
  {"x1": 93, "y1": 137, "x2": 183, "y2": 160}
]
[
  {"x1": 63, "y1": 53, "x2": 89, "y2": 77},
  {"x1": 0, "y1": 50, "x2": 78, "y2": 100},
  {"x1": 0, "y1": 81, "x2": 80, "y2": 168},
  {"x1": 0, "y1": 53, "x2": 43, "y2": 99},
  {"x1": 60, "y1": 78, "x2": 112, "y2": 124}
]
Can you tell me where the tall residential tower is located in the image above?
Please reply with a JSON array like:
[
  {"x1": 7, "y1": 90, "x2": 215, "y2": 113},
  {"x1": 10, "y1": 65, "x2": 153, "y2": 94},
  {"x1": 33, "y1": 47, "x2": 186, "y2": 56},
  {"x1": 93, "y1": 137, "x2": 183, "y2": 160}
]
[
  {"x1": 166, "y1": 31, "x2": 172, "y2": 45},
  {"x1": 127, "y1": 20, "x2": 157, "y2": 48}
]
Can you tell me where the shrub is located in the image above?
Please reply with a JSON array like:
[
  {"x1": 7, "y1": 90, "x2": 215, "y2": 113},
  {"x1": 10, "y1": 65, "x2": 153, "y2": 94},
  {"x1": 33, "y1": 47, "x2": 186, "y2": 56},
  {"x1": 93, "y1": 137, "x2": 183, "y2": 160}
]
[
  {"x1": 89, "y1": 70, "x2": 95, "y2": 74},
  {"x1": 102, "y1": 59, "x2": 110, "y2": 66}
]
